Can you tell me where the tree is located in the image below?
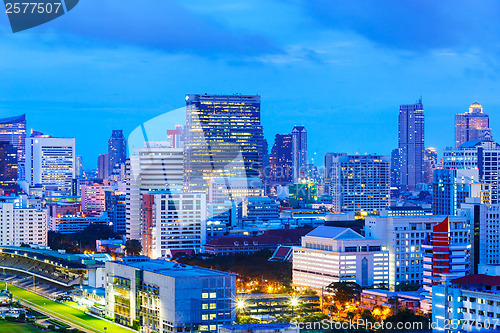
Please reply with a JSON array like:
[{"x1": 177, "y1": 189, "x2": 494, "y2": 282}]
[
  {"x1": 325, "y1": 281, "x2": 362, "y2": 305},
  {"x1": 125, "y1": 239, "x2": 142, "y2": 256}
]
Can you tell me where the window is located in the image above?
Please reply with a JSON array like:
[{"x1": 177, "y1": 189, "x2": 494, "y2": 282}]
[
  {"x1": 202, "y1": 293, "x2": 209, "y2": 299},
  {"x1": 210, "y1": 292, "x2": 216, "y2": 298}
]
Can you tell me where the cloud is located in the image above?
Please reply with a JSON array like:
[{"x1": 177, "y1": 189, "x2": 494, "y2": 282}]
[
  {"x1": 299, "y1": 0, "x2": 500, "y2": 54},
  {"x1": 8, "y1": 0, "x2": 282, "y2": 57}
]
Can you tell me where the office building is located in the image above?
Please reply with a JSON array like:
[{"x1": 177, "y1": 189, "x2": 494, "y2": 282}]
[
  {"x1": 432, "y1": 274, "x2": 500, "y2": 332},
  {"x1": 0, "y1": 197, "x2": 47, "y2": 246},
  {"x1": 269, "y1": 134, "x2": 293, "y2": 185},
  {"x1": 422, "y1": 217, "x2": 470, "y2": 304},
  {"x1": 141, "y1": 191, "x2": 207, "y2": 259},
  {"x1": 291, "y1": 126, "x2": 307, "y2": 183},
  {"x1": 75, "y1": 155, "x2": 84, "y2": 179},
  {"x1": 292, "y1": 226, "x2": 389, "y2": 291},
  {"x1": 423, "y1": 147, "x2": 437, "y2": 183},
  {"x1": 288, "y1": 181, "x2": 318, "y2": 208},
  {"x1": 330, "y1": 154, "x2": 390, "y2": 214},
  {"x1": 240, "y1": 197, "x2": 280, "y2": 222},
  {"x1": 167, "y1": 125, "x2": 183, "y2": 148},
  {"x1": 105, "y1": 191, "x2": 126, "y2": 234},
  {"x1": 97, "y1": 154, "x2": 109, "y2": 180},
  {"x1": 0, "y1": 115, "x2": 26, "y2": 180},
  {"x1": 126, "y1": 142, "x2": 184, "y2": 240},
  {"x1": 55, "y1": 213, "x2": 110, "y2": 234},
  {"x1": 105, "y1": 256, "x2": 236, "y2": 333},
  {"x1": 443, "y1": 140, "x2": 500, "y2": 204},
  {"x1": 398, "y1": 99, "x2": 425, "y2": 189},
  {"x1": 455, "y1": 101, "x2": 492, "y2": 148},
  {"x1": 432, "y1": 169, "x2": 489, "y2": 216},
  {"x1": 208, "y1": 178, "x2": 263, "y2": 204},
  {"x1": 365, "y1": 215, "x2": 467, "y2": 291},
  {"x1": 184, "y1": 94, "x2": 264, "y2": 194},
  {"x1": 108, "y1": 130, "x2": 127, "y2": 178},
  {"x1": 81, "y1": 183, "x2": 107, "y2": 213},
  {"x1": 0, "y1": 142, "x2": 18, "y2": 193},
  {"x1": 459, "y1": 200, "x2": 500, "y2": 274},
  {"x1": 25, "y1": 136, "x2": 75, "y2": 193},
  {"x1": 325, "y1": 152, "x2": 347, "y2": 195},
  {"x1": 390, "y1": 148, "x2": 401, "y2": 187}
]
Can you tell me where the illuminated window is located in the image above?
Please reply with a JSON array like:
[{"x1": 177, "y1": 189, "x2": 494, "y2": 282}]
[
  {"x1": 202, "y1": 293, "x2": 209, "y2": 299},
  {"x1": 210, "y1": 292, "x2": 216, "y2": 298}
]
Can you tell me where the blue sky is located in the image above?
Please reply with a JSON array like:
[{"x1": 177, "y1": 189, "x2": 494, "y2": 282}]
[{"x1": 1, "y1": 0, "x2": 500, "y2": 168}]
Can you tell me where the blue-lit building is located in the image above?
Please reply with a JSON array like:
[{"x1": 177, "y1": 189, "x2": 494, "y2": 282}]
[
  {"x1": 0, "y1": 114, "x2": 26, "y2": 180},
  {"x1": 0, "y1": 141, "x2": 18, "y2": 193},
  {"x1": 184, "y1": 94, "x2": 264, "y2": 194},
  {"x1": 108, "y1": 130, "x2": 127, "y2": 178},
  {"x1": 105, "y1": 191, "x2": 126, "y2": 234}
]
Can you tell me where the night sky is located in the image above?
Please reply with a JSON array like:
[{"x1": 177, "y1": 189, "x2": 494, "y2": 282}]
[{"x1": 1, "y1": 0, "x2": 499, "y2": 168}]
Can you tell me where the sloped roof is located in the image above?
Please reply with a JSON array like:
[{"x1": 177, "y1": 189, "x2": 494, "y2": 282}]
[
  {"x1": 451, "y1": 274, "x2": 500, "y2": 286},
  {"x1": 204, "y1": 228, "x2": 312, "y2": 247},
  {"x1": 306, "y1": 226, "x2": 364, "y2": 240}
]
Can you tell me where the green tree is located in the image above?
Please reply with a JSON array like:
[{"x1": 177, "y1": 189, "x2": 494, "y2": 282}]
[
  {"x1": 237, "y1": 316, "x2": 260, "y2": 324},
  {"x1": 325, "y1": 281, "x2": 362, "y2": 304},
  {"x1": 125, "y1": 239, "x2": 142, "y2": 256}
]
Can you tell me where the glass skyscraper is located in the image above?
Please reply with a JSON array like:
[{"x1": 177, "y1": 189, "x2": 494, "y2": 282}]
[
  {"x1": 108, "y1": 130, "x2": 127, "y2": 177},
  {"x1": 184, "y1": 94, "x2": 264, "y2": 193},
  {"x1": 0, "y1": 141, "x2": 18, "y2": 193},
  {"x1": 292, "y1": 125, "x2": 307, "y2": 183},
  {"x1": 398, "y1": 99, "x2": 424, "y2": 189},
  {"x1": 269, "y1": 134, "x2": 293, "y2": 184},
  {"x1": 0, "y1": 114, "x2": 26, "y2": 180}
]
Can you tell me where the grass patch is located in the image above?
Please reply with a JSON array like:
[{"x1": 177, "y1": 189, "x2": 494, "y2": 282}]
[
  {"x1": 0, "y1": 321, "x2": 46, "y2": 332},
  {"x1": 3, "y1": 282, "x2": 133, "y2": 333}
]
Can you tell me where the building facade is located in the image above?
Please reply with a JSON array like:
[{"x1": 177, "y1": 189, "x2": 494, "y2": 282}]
[
  {"x1": 0, "y1": 115, "x2": 26, "y2": 180},
  {"x1": 0, "y1": 199, "x2": 47, "y2": 246},
  {"x1": 292, "y1": 226, "x2": 389, "y2": 291},
  {"x1": 25, "y1": 136, "x2": 76, "y2": 193},
  {"x1": 291, "y1": 126, "x2": 307, "y2": 183},
  {"x1": 97, "y1": 154, "x2": 109, "y2": 180},
  {"x1": 398, "y1": 100, "x2": 425, "y2": 189},
  {"x1": 105, "y1": 257, "x2": 236, "y2": 333},
  {"x1": 330, "y1": 154, "x2": 390, "y2": 214},
  {"x1": 455, "y1": 101, "x2": 492, "y2": 148},
  {"x1": 108, "y1": 130, "x2": 127, "y2": 178},
  {"x1": 184, "y1": 94, "x2": 264, "y2": 194},
  {"x1": 0, "y1": 142, "x2": 18, "y2": 193},
  {"x1": 269, "y1": 134, "x2": 293, "y2": 185}
]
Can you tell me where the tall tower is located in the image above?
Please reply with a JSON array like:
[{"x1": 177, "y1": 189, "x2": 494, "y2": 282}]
[
  {"x1": 0, "y1": 115, "x2": 26, "y2": 180},
  {"x1": 398, "y1": 99, "x2": 425, "y2": 190},
  {"x1": 455, "y1": 101, "x2": 492, "y2": 148},
  {"x1": 292, "y1": 125, "x2": 307, "y2": 183},
  {"x1": 269, "y1": 134, "x2": 293, "y2": 184},
  {"x1": 108, "y1": 130, "x2": 127, "y2": 177},
  {"x1": 184, "y1": 94, "x2": 264, "y2": 194}
]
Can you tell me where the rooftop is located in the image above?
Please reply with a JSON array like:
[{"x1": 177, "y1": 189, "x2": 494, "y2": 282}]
[
  {"x1": 220, "y1": 323, "x2": 295, "y2": 330},
  {"x1": 451, "y1": 274, "x2": 500, "y2": 287},
  {"x1": 305, "y1": 226, "x2": 364, "y2": 240}
]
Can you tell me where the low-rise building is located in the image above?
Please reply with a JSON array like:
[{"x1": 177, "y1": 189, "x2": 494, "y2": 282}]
[
  {"x1": 105, "y1": 256, "x2": 236, "y2": 333},
  {"x1": 292, "y1": 226, "x2": 389, "y2": 291},
  {"x1": 219, "y1": 323, "x2": 299, "y2": 333},
  {"x1": 235, "y1": 293, "x2": 320, "y2": 320},
  {"x1": 360, "y1": 289, "x2": 423, "y2": 313}
]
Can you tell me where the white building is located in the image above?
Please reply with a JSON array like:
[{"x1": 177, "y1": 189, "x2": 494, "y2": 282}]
[
  {"x1": 0, "y1": 199, "x2": 47, "y2": 246},
  {"x1": 105, "y1": 256, "x2": 236, "y2": 333},
  {"x1": 25, "y1": 136, "x2": 75, "y2": 193},
  {"x1": 81, "y1": 184, "x2": 108, "y2": 212},
  {"x1": 126, "y1": 143, "x2": 184, "y2": 240},
  {"x1": 292, "y1": 226, "x2": 389, "y2": 291},
  {"x1": 329, "y1": 154, "x2": 390, "y2": 214},
  {"x1": 365, "y1": 215, "x2": 467, "y2": 291},
  {"x1": 432, "y1": 274, "x2": 500, "y2": 332},
  {"x1": 459, "y1": 199, "x2": 500, "y2": 273},
  {"x1": 143, "y1": 191, "x2": 207, "y2": 259}
]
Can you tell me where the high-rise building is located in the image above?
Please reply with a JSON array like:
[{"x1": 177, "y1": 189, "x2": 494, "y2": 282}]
[
  {"x1": 142, "y1": 191, "x2": 207, "y2": 259},
  {"x1": 390, "y1": 148, "x2": 401, "y2": 186},
  {"x1": 25, "y1": 136, "x2": 76, "y2": 193},
  {"x1": 0, "y1": 142, "x2": 18, "y2": 193},
  {"x1": 0, "y1": 115, "x2": 26, "y2": 180},
  {"x1": 330, "y1": 154, "x2": 390, "y2": 214},
  {"x1": 75, "y1": 155, "x2": 84, "y2": 179},
  {"x1": 269, "y1": 134, "x2": 293, "y2": 185},
  {"x1": 455, "y1": 101, "x2": 492, "y2": 148},
  {"x1": 0, "y1": 196, "x2": 47, "y2": 246},
  {"x1": 443, "y1": 140, "x2": 500, "y2": 204},
  {"x1": 108, "y1": 130, "x2": 127, "y2": 177},
  {"x1": 324, "y1": 152, "x2": 347, "y2": 196},
  {"x1": 291, "y1": 126, "x2": 307, "y2": 183},
  {"x1": 184, "y1": 94, "x2": 264, "y2": 194},
  {"x1": 208, "y1": 178, "x2": 263, "y2": 204},
  {"x1": 105, "y1": 257, "x2": 236, "y2": 333},
  {"x1": 126, "y1": 142, "x2": 184, "y2": 240},
  {"x1": 398, "y1": 99, "x2": 425, "y2": 189},
  {"x1": 97, "y1": 154, "x2": 109, "y2": 180},
  {"x1": 423, "y1": 147, "x2": 437, "y2": 183},
  {"x1": 81, "y1": 183, "x2": 107, "y2": 213},
  {"x1": 105, "y1": 191, "x2": 126, "y2": 234}
]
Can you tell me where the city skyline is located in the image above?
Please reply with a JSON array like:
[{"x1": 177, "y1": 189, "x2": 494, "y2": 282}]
[{"x1": 1, "y1": 1, "x2": 500, "y2": 167}]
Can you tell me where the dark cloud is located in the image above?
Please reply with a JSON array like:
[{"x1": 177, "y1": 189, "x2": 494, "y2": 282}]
[
  {"x1": 36, "y1": 0, "x2": 282, "y2": 57},
  {"x1": 300, "y1": 0, "x2": 500, "y2": 53}
]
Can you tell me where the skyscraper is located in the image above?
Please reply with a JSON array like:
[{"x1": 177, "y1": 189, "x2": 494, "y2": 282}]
[
  {"x1": 184, "y1": 94, "x2": 264, "y2": 193},
  {"x1": 324, "y1": 152, "x2": 347, "y2": 196},
  {"x1": 330, "y1": 154, "x2": 390, "y2": 214},
  {"x1": 0, "y1": 115, "x2": 26, "y2": 180},
  {"x1": 0, "y1": 142, "x2": 18, "y2": 193},
  {"x1": 108, "y1": 130, "x2": 127, "y2": 177},
  {"x1": 75, "y1": 155, "x2": 84, "y2": 179},
  {"x1": 292, "y1": 125, "x2": 307, "y2": 183},
  {"x1": 269, "y1": 134, "x2": 293, "y2": 184},
  {"x1": 25, "y1": 135, "x2": 76, "y2": 193},
  {"x1": 97, "y1": 154, "x2": 109, "y2": 180},
  {"x1": 398, "y1": 99, "x2": 425, "y2": 190},
  {"x1": 455, "y1": 101, "x2": 492, "y2": 148}
]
